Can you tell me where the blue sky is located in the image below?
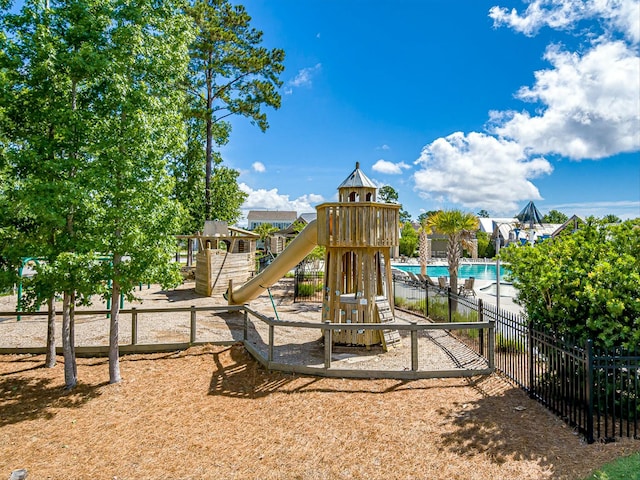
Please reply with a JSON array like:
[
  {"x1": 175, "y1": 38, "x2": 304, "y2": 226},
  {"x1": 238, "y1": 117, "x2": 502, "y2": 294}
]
[{"x1": 221, "y1": 0, "x2": 640, "y2": 224}]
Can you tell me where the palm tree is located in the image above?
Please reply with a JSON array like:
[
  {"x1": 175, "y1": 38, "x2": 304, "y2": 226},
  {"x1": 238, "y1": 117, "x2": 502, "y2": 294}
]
[{"x1": 426, "y1": 210, "x2": 479, "y2": 291}]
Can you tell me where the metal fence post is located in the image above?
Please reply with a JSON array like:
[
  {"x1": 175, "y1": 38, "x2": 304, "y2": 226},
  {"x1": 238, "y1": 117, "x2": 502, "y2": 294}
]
[
  {"x1": 131, "y1": 307, "x2": 137, "y2": 345},
  {"x1": 529, "y1": 320, "x2": 535, "y2": 398},
  {"x1": 190, "y1": 306, "x2": 196, "y2": 344},
  {"x1": 324, "y1": 320, "x2": 332, "y2": 369},
  {"x1": 447, "y1": 287, "x2": 452, "y2": 322},
  {"x1": 585, "y1": 339, "x2": 595, "y2": 444},
  {"x1": 488, "y1": 320, "x2": 495, "y2": 371},
  {"x1": 478, "y1": 299, "x2": 484, "y2": 357}
]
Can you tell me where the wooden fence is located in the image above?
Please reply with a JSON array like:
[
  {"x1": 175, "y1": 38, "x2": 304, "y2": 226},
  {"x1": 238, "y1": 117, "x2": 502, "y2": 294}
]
[{"x1": 0, "y1": 305, "x2": 495, "y2": 380}]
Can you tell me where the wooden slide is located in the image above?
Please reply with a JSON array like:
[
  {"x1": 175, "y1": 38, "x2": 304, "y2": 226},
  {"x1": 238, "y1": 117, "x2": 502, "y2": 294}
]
[{"x1": 225, "y1": 219, "x2": 318, "y2": 305}]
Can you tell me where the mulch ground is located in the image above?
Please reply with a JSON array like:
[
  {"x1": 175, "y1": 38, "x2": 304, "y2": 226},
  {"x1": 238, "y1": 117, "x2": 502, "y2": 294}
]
[{"x1": 1, "y1": 344, "x2": 639, "y2": 480}]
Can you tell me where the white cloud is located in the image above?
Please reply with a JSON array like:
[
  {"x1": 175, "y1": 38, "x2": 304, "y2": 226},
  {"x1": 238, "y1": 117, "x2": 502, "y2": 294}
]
[
  {"x1": 411, "y1": 0, "x2": 640, "y2": 216},
  {"x1": 288, "y1": 63, "x2": 322, "y2": 89},
  {"x1": 489, "y1": 0, "x2": 640, "y2": 44},
  {"x1": 372, "y1": 159, "x2": 411, "y2": 175},
  {"x1": 413, "y1": 132, "x2": 553, "y2": 215},
  {"x1": 252, "y1": 161, "x2": 266, "y2": 173},
  {"x1": 490, "y1": 41, "x2": 640, "y2": 160},
  {"x1": 238, "y1": 183, "x2": 324, "y2": 225},
  {"x1": 377, "y1": 144, "x2": 390, "y2": 151}
]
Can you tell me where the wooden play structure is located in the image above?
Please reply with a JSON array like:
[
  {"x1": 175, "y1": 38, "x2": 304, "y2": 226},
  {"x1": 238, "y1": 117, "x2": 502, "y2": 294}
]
[
  {"x1": 316, "y1": 162, "x2": 401, "y2": 349},
  {"x1": 194, "y1": 222, "x2": 259, "y2": 296},
  {"x1": 226, "y1": 162, "x2": 402, "y2": 350}
]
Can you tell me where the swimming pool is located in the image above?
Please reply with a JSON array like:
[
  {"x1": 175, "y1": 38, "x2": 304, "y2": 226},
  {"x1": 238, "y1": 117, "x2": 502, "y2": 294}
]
[{"x1": 393, "y1": 263, "x2": 509, "y2": 280}]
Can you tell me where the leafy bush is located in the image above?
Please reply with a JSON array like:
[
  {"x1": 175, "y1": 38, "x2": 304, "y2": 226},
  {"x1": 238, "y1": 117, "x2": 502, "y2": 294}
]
[{"x1": 501, "y1": 218, "x2": 640, "y2": 350}]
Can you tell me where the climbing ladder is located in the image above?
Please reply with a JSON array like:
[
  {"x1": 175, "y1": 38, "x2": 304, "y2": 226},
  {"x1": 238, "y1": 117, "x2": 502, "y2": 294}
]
[{"x1": 375, "y1": 298, "x2": 401, "y2": 351}]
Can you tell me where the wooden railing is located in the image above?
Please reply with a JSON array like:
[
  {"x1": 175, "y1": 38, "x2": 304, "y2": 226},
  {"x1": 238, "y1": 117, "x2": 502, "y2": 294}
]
[{"x1": 0, "y1": 305, "x2": 495, "y2": 380}]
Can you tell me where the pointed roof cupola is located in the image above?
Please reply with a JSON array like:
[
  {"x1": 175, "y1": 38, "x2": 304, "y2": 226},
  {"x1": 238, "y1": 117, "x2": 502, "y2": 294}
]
[{"x1": 337, "y1": 162, "x2": 377, "y2": 202}]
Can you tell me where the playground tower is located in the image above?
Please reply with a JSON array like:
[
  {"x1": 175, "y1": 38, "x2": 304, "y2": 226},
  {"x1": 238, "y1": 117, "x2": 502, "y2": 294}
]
[{"x1": 316, "y1": 163, "x2": 401, "y2": 349}]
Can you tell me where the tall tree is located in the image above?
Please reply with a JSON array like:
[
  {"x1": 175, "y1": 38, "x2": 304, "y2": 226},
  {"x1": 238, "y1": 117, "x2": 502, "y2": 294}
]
[
  {"x1": 542, "y1": 209, "x2": 568, "y2": 224},
  {"x1": 90, "y1": 0, "x2": 190, "y2": 384},
  {"x1": 399, "y1": 222, "x2": 418, "y2": 257},
  {"x1": 1, "y1": 0, "x2": 110, "y2": 381},
  {"x1": 378, "y1": 185, "x2": 399, "y2": 203},
  {"x1": 185, "y1": 0, "x2": 285, "y2": 222},
  {"x1": 379, "y1": 185, "x2": 410, "y2": 222},
  {"x1": 477, "y1": 209, "x2": 490, "y2": 218},
  {"x1": 427, "y1": 210, "x2": 479, "y2": 290}
]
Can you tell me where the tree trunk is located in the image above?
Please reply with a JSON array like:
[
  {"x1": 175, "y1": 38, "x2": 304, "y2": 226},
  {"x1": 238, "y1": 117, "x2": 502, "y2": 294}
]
[
  {"x1": 62, "y1": 291, "x2": 77, "y2": 389},
  {"x1": 418, "y1": 230, "x2": 428, "y2": 276},
  {"x1": 45, "y1": 296, "x2": 56, "y2": 368},
  {"x1": 109, "y1": 254, "x2": 122, "y2": 384},
  {"x1": 204, "y1": 59, "x2": 213, "y2": 221},
  {"x1": 70, "y1": 291, "x2": 77, "y2": 380}
]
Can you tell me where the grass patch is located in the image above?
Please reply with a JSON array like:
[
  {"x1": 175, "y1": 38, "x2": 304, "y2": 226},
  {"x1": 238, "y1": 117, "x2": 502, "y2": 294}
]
[
  {"x1": 296, "y1": 281, "x2": 323, "y2": 296},
  {"x1": 584, "y1": 451, "x2": 640, "y2": 480}
]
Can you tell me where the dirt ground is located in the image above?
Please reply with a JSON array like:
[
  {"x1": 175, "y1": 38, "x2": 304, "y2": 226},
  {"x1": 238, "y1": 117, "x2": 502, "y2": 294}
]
[{"x1": 1, "y1": 281, "x2": 639, "y2": 479}]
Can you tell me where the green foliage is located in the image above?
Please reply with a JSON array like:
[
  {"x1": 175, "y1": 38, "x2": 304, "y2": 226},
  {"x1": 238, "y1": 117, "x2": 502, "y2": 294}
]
[
  {"x1": 501, "y1": 218, "x2": 640, "y2": 349},
  {"x1": 378, "y1": 185, "x2": 398, "y2": 203},
  {"x1": 305, "y1": 245, "x2": 325, "y2": 263},
  {"x1": 184, "y1": 0, "x2": 285, "y2": 221},
  {"x1": 495, "y1": 332, "x2": 526, "y2": 353},
  {"x1": 296, "y1": 281, "x2": 323, "y2": 297},
  {"x1": 398, "y1": 209, "x2": 411, "y2": 223},
  {"x1": 542, "y1": 209, "x2": 568, "y2": 224},
  {"x1": 254, "y1": 223, "x2": 278, "y2": 241},
  {"x1": 399, "y1": 221, "x2": 418, "y2": 257},
  {"x1": 417, "y1": 211, "x2": 439, "y2": 225},
  {"x1": 601, "y1": 214, "x2": 622, "y2": 224},
  {"x1": 475, "y1": 231, "x2": 495, "y2": 258},
  {"x1": 427, "y1": 210, "x2": 479, "y2": 288},
  {"x1": 477, "y1": 209, "x2": 490, "y2": 218},
  {"x1": 584, "y1": 452, "x2": 640, "y2": 480},
  {"x1": 209, "y1": 165, "x2": 247, "y2": 224}
]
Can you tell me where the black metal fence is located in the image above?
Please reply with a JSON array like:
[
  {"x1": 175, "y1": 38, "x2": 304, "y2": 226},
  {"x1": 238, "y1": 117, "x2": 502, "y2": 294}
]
[
  {"x1": 293, "y1": 264, "x2": 324, "y2": 303},
  {"x1": 392, "y1": 275, "x2": 639, "y2": 443}
]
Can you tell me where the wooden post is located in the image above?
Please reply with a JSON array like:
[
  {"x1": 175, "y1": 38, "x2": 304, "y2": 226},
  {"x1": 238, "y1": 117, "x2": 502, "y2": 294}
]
[
  {"x1": 190, "y1": 305, "x2": 196, "y2": 344},
  {"x1": 411, "y1": 320, "x2": 418, "y2": 371},
  {"x1": 268, "y1": 324, "x2": 274, "y2": 363},
  {"x1": 131, "y1": 307, "x2": 137, "y2": 345},
  {"x1": 243, "y1": 309, "x2": 248, "y2": 341},
  {"x1": 324, "y1": 320, "x2": 332, "y2": 369},
  {"x1": 187, "y1": 238, "x2": 193, "y2": 267}
]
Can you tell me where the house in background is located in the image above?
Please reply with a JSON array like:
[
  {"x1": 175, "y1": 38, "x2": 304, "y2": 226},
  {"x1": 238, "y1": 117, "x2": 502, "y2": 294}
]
[{"x1": 247, "y1": 210, "x2": 298, "y2": 231}]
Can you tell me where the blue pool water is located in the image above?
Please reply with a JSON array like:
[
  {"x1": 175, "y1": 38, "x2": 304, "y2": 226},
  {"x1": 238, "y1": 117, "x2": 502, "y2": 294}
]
[{"x1": 394, "y1": 263, "x2": 509, "y2": 280}]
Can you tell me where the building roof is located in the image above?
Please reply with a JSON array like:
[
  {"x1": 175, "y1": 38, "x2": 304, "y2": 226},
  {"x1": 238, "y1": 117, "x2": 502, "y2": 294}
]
[
  {"x1": 337, "y1": 162, "x2": 377, "y2": 190},
  {"x1": 299, "y1": 212, "x2": 317, "y2": 224},
  {"x1": 247, "y1": 210, "x2": 298, "y2": 222},
  {"x1": 277, "y1": 212, "x2": 317, "y2": 236},
  {"x1": 551, "y1": 215, "x2": 585, "y2": 237},
  {"x1": 477, "y1": 218, "x2": 518, "y2": 234}
]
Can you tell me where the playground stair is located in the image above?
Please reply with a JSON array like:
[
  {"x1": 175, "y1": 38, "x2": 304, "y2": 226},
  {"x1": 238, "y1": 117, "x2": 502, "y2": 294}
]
[{"x1": 375, "y1": 298, "x2": 401, "y2": 351}]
